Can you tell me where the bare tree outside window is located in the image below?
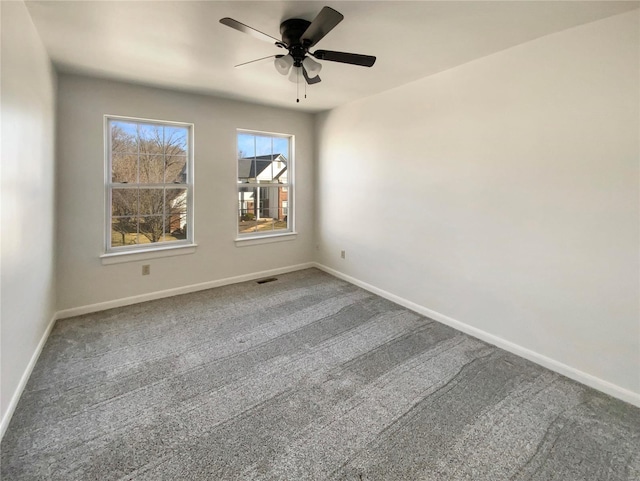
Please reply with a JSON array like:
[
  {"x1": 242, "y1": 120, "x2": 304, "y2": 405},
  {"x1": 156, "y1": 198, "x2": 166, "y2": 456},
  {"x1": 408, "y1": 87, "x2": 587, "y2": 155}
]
[{"x1": 107, "y1": 118, "x2": 192, "y2": 252}]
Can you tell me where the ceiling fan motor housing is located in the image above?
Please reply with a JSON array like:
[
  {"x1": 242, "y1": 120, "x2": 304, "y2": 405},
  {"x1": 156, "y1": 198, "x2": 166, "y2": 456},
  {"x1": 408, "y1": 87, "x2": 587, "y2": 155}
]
[
  {"x1": 280, "y1": 19, "x2": 312, "y2": 65},
  {"x1": 220, "y1": 6, "x2": 376, "y2": 87}
]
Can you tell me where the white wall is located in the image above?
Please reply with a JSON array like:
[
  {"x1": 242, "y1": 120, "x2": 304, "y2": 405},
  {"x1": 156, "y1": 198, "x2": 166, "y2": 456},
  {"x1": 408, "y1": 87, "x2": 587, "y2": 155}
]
[
  {"x1": 316, "y1": 11, "x2": 639, "y2": 398},
  {"x1": 1, "y1": 1, "x2": 57, "y2": 431},
  {"x1": 56, "y1": 75, "x2": 315, "y2": 311}
]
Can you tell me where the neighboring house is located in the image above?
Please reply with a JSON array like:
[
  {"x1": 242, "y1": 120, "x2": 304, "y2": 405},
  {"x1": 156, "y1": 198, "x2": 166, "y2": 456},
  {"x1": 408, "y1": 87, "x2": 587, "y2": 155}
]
[
  {"x1": 238, "y1": 154, "x2": 288, "y2": 220},
  {"x1": 168, "y1": 163, "x2": 188, "y2": 234}
]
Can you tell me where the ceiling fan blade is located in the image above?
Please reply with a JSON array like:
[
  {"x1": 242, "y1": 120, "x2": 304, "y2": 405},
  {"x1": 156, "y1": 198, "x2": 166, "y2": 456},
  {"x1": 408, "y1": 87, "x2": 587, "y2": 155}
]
[
  {"x1": 234, "y1": 55, "x2": 282, "y2": 68},
  {"x1": 302, "y1": 66, "x2": 321, "y2": 85},
  {"x1": 220, "y1": 17, "x2": 280, "y2": 44},
  {"x1": 300, "y1": 7, "x2": 344, "y2": 48},
  {"x1": 313, "y1": 50, "x2": 376, "y2": 67}
]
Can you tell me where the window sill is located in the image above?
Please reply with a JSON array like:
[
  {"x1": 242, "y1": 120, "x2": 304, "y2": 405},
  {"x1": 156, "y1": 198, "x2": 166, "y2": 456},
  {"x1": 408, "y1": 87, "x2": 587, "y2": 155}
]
[
  {"x1": 235, "y1": 232, "x2": 297, "y2": 247},
  {"x1": 101, "y1": 244, "x2": 197, "y2": 265}
]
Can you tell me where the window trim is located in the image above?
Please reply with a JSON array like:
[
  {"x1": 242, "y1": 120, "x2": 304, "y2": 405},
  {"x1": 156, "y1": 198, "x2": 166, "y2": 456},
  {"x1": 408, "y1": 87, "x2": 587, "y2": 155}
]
[
  {"x1": 100, "y1": 243, "x2": 197, "y2": 265},
  {"x1": 236, "y1": 129, "x2": 295, "y2": 241},
  {"x1": 104, "y1": 115, "x2": 195, "y2": 258}
]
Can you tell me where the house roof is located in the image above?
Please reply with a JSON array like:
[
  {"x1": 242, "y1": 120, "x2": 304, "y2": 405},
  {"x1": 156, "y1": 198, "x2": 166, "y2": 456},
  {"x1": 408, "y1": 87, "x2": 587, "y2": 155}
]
[{"x1": 238, "y1": 154, "x2": 287, "y2": 181}]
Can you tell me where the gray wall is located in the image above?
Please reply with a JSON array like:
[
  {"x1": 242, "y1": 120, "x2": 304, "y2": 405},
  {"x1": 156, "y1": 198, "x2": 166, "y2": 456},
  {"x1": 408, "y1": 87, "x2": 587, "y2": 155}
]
[
  {"x1": 315, "y1": 11, "x2": 640, "y2": 397},
  {"x1": 1, "y1": 1, "x2": 58, "y2": 431},
  {"x1": 56, "y1": 75, "x2": 315, "y2": 311}
]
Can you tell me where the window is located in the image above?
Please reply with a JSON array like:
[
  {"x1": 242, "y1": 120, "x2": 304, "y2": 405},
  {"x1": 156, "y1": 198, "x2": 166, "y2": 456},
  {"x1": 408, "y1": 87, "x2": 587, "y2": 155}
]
[
  {"x1": 237, "y1": 130, "x2": 293, "y2": 237},
  {"x1": 105, "y1": 116, "x2": 193, "y2": 254}
]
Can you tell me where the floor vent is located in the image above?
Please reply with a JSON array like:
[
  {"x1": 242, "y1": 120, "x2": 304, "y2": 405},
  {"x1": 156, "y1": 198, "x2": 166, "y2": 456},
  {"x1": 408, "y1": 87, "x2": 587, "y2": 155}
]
[{"x1": 256, "y1": 277, "x2": 278, "y2": 284}]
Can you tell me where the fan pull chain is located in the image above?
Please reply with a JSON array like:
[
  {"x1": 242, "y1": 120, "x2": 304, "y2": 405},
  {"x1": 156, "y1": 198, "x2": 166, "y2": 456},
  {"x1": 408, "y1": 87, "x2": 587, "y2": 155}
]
[
  {"x1": 296, "y1": 68, "x2": 300, "y2": 103},
  {"x1": 304, "y1": 78, "x2": 307, "y2": 99}
]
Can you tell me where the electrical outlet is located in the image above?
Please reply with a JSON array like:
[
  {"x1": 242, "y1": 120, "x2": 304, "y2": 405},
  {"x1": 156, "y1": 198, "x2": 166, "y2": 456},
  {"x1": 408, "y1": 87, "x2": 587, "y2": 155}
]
[
  {"x1": 340, "y1": 250, "x2": 346, "y2": 259},
  {"x1": 142, "y1": 265, "x2": 150, "y2": 276}
]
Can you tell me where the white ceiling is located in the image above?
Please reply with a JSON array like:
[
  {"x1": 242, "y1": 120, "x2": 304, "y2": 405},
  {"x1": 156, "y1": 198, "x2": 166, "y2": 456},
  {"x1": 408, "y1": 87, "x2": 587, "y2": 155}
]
[{"x1": 25, "y1": 1, "x2": 638, "y2": 113}]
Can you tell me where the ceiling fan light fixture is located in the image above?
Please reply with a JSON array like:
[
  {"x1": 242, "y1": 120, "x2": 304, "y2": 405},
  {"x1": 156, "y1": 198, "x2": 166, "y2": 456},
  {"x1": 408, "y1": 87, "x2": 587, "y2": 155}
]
[
  {"x1": 302, "y1": 56, "x2": 322, "y2": 78},
  {"x1": 288, "y1": 66, "x2": 302, "y2": 83},
  {"x1": 221, "y1": 6, "x2": 376, "y2": 97},
  {"x1": 274, "y1": 54, "x2": 294, "y2": 75}
]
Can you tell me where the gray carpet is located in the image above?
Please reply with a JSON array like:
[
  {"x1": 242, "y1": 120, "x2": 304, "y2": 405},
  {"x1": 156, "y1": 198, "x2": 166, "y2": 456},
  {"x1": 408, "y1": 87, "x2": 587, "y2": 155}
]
[{"x1": 2, "y1": 268, "x2": 639, "y2": 480}]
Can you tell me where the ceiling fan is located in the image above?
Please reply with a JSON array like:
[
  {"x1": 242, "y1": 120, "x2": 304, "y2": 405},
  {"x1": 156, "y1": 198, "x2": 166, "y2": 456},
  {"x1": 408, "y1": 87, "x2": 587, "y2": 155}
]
[{"x1": 220, "y1": 6, "x2": 376, "y2": 95}]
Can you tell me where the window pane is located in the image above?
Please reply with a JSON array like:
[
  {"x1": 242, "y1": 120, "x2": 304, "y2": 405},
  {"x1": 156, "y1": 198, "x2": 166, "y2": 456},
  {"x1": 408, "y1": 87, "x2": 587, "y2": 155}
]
[
  {"x1": 256, "y1": 217, "x2": 275, "y2": 232},
  {"x1": 238, "y1": 188, "x2": 256, "y2": 224},
  {"x1": 139, "y1": 154, "x2": 164, "y2": 183},
  {"x1": 238, "y1": 132, "x2": 256, "y2": 158},
  {"x1": 257, "y1": 207, "x2": 287, "y2": 231},
  {"x1": 166, "y1": 188, "x2": 187, "y2": 212},
  {"x1": 260, "y1": 186, "x2": 287, "y2": 220},
  {"x1": 166, "y1": 155, "x2": 187, "y2": 183},
  {"x1": 256, "y1": 187, "x2": 282, "y2": 213},
  {"x1": 139, "y1": 188, "x2": 164, "y2": 215},
  {"x1": 112, "y1": 153, "x2": 137, "y2": 183},
  {"x1": 277, "y1": 186, "x2": 289, "y2": 220},
  {"x1": 111, "y1": 217, "x2": 138, "y2": 247},
  {"x1": 277, "y1": 164, "x2": 288, "y2": 184},
  {"x1": 239, "y1": 135, "x2": 289, "y2": 158},
  {"x1": 256, "y1": 205, "x2": 269, "y2": 220},
  {"x1": 238, "y1": 155, "x2": 255, "y2": 183},
  {"x1": 254, "y1": 156, "x2": 288, "y2": 183},
  {"x1": 272, "y1": 137, "x2": 289, "y2": 157},
  {"x1": 265, "y1": 207, "x2": 286, "y2": 230},
  {"x1": 138, "y1": 124, "x2": 163, "y2": 156},
  {"x1": 254, "y1": 135, "x2": 273, "y2": 157},
  {"x1": 237, "y1": 134, "x2": 290, "y2": 183},
  {"x1": 166, "y1": 188, "x2": 187, "y2": 241},
  {"x1": 111, "y1": 121, "x2": 137, "y2": 154},
  {"x1": 160, "y1": 233, "x2": 176, "y2": 243},
  {"x1": 139, "y1": 216, "x2": 163, "y2": 243},
  {"x1": 164, "y1": 126, "x2": 188, "y2": 155},
  {"x1": 257, "y1": 189, "x2": 268, "y2": 216},
  {"x1": 161, "y1": 211, "x2": 187, "y2": 241},
  {"x1": 112, "y1": 188, "x2": 138, "y2": 216},
  {"x1": 238, "y1": 219, "x2": 258, "y2": 234}
]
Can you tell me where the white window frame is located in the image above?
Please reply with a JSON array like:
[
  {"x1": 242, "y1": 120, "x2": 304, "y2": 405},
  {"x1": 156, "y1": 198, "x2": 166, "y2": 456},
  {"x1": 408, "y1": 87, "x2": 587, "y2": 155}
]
[
  {"x1": 102, "y1": 115, "x2": 195, "y2": 261},
  {"x1": 236, "y1": 129, "x2": 295, "y2": 244}
]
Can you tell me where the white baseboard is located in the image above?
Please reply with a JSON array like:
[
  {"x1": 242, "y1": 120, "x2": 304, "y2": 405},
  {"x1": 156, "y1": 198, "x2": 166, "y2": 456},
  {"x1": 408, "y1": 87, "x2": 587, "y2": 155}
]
[
  {"x1": 1, "y1": 312, "x2": 58, "y2": 440},
  {"x1": 56, "y1": 262, "x2": 315, "y2": 320},
  {"x1": 4, "y1": 260, "x2": 636, "y2": 444},
  {"x1": 313, "y1": 262, "x2": 640, "y2": 409}
]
